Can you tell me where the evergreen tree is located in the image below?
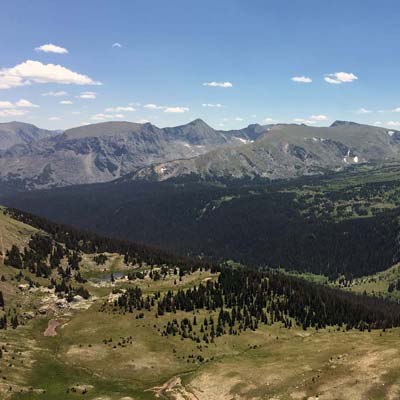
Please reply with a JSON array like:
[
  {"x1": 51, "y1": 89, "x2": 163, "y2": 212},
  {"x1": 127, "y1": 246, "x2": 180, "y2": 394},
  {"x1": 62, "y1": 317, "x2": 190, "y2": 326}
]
[{"x1": 5, "y1": 245, "x2": 22, "y2": 269}]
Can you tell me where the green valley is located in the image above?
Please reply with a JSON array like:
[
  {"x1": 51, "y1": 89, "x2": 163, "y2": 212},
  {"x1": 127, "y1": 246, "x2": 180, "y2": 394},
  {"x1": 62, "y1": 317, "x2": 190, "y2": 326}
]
[{"x1": 1, "y1": 207, "x2": 400, "y2": 400}]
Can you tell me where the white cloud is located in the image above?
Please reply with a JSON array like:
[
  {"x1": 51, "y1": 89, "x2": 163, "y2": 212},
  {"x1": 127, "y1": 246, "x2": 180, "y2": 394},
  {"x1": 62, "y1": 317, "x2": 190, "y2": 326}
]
[
  {"x1": 0, "y1": 60, "x2": 101, "y2": 89},
  {"x1": 105, "y1": 106, "x2": 136, "y2": 112},
  {"x1": 91, "y1": 113, "x2": 109, "y2": 121},
  {"x1": 310, "y1": 114, "x2": 328, "y2": 121},
  {"x1": 374, "y1": 121, "x2": 382, "y2": 126},
  {"x1": 294, "y1": 114, "x2": 329, "y2": 124},
  {"x1": 60, "y1": 100, "x2": 73, "y2": 105},
  {"x1": 112, "y1": 42, "x2": 122, "y2": 48},
  {"x1": 79, "y1": 91, "x2": 96, "y2": 99},
  {"x1": 144, "y1": 103, "x2": 165, "y2": 110},
  {"x1": 357, "y1": 108, "x2": 372, "y2": 114},
  {"x1": 91, "y1": 113, "x2": 125, "y2": 121},
  {"x1": 263, "y1": 117, "x2": 275, "y2": 123},
  {"x1": 49, "y1": 116, "x2": 61, "y2": 121},
  {"x1": 294, "y1": 118, "x2": 316, "y2": 125},
  {"x1": 324, "y1": 72, "x2": 358, "y2": 84},
  {"x1": 235, "y1": 117, "x2": 244, "y2": 121},
  {"x1": 0, "y1": 109, "x2": 29, "y2": 117},
  {"x1": 392, "y1": 107, "x2": 400, "y2": 113},
  {"x1": 202, "y1": 81, "x2": 233, "y2": 88},
  {"x1": 16, "y1": 99, "x2": 39, "y2": 108},
  {"x1": 164, "y1": 106, "x2": 189, "y2": 113},
  {"x1": 202, "y1": 103, "x2": 224, "y2": 108},
  {"x1": 143, "y1": 103, "x2": 189, "y2": 113},
  {"x1": 0, "y1": 101, "x2": 14, "y2": 109},
  {"x1": 35, "y1": 43, "x2": 68, "y2": 54},
  {"x1": 293, "y1": 114, "x2": 328, "y2": 124},
  {"x1": 291, "y1": 76, "x2": 312, "y2": 83},
  {"x1": 42, "y1": 90, "x2": 67, "y2": 97},
  {"x1": 71, "y1": 111, "x2": 81, "y2": 115},
  {"x1": 135, "y1": 119, "x2": 149, "y2": 124},
  {"x1": 0, "y1": 98, "x2": 39, "y2": 117},
  {"x1": 386, "y1": 121, "x2": 400, "y2": 127}
]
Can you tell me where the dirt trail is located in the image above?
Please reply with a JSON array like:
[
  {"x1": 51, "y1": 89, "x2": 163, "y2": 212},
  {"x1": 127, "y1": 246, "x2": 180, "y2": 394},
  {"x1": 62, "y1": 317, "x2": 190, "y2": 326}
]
[
  {"x1": 44, "y1": 320, "x2": 61, "y2": 337},
  {"x1": 148, "y1": 376, "x2": 199, "y2": 399}
]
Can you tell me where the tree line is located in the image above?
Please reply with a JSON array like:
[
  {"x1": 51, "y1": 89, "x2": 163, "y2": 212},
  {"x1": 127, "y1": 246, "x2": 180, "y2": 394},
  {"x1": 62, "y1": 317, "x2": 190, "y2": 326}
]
[{"x1": 106, "y1": 267, "x2": 400, "y2": 344}]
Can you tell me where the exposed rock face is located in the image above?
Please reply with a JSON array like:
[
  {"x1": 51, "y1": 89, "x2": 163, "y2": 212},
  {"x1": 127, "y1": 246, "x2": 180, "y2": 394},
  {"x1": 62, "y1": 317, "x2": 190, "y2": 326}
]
[
  {"x1": 0, "y1": 119, "x2": 270, "y2": 190},
  {"x1": 130, "y1": 122, "x2": 400, "y2": 181},
  {"x1": 1, "y1": 119, "x2": 400, "y2": 190},
  {"x1": 0, "y1": 121, "x2": 59, "y2": 150}
]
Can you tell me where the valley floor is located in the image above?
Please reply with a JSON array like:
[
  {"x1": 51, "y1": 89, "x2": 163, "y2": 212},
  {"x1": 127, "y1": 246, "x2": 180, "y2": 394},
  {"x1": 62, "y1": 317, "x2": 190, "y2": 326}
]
[
  {"x1": 1, "y1": 207, "x2": 400, "y2": 400},
  {"x1": 2, "y1": 270, "x2": 400, "y2": 400}
]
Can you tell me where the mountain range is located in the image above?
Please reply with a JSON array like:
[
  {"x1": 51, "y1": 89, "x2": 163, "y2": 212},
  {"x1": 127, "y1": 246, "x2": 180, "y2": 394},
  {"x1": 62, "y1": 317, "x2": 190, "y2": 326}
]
[
  {"x1": 0, "y1": 119, "x2": 265, "y2": 190},
  {"x1": 0, "y1": 119, "x2": 399, "y2": 190},
  {"x1": 130, "y1": 121, "x2": 400, "y2": 181},
  {"x1": 0, "y1": 121, "x2": 59, "y2": 150}
]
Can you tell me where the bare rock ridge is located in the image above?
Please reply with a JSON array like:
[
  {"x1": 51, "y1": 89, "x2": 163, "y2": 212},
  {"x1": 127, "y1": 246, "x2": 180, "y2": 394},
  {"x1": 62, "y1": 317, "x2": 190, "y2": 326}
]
[
  {"x1": 0, "y1": 121, "x2": 59, "y2": 150},
  {"x1": 130, "y1": 122, "x2": 400, "y2": 181},
  {"x1": 0, "y1": 119, "x2": 399, "y2": 190},
  {"x1": 0, "y1": 119, "x2": 270, "y2": 189}
]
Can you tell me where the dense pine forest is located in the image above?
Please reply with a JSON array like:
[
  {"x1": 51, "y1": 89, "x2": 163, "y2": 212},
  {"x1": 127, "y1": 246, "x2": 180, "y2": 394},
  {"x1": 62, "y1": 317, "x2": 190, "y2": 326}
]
[
  {"x1": 5, "y1": 207, "x2": 216, "y2": 274},
  {"x1": 4, "y1": 206, "x2": 400, "y2": 336},
  {"x1": 105, "y1": 267, "x2": 400, "y2": 343},
  {"x1": 5, "y1": 163, "x2": 400, "y2": 279}
]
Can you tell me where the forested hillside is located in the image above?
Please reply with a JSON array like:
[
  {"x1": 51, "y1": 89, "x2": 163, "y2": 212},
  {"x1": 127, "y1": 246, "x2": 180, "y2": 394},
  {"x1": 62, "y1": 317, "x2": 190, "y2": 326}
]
[
  {"x1": 5, "y1": 162, "x2": 400, "y2": 279},
  {"x1": 2, "y1": 206, "x2": 400, "y2": 399}
]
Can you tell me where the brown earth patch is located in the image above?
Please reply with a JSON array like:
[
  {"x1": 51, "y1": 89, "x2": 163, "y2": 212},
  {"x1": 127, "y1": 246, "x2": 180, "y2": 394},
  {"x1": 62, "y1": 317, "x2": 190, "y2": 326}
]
[{"x1": 44, "y1": 319, "x2": 61, "y2": 337}]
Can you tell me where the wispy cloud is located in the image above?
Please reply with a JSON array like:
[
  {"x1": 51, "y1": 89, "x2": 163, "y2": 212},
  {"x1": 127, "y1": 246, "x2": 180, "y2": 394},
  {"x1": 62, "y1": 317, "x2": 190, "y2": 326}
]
[
  {"x1": 164, "y1": 106, "x2": 189, "y2": 113},
  {"x1": 202, "y1": 81, "x2": 233, "y2": 88},
  {"x1": 105, "y1": 106, "x2": 136, "y2": 112},
  {"x1": 294, "y1": 118, "x2": 316, "y2": 124},
  {"x1": 79, "y1": 91, "x2": 96, "y2": 99},
  {"x1": 60, "y1": 100, "x2": 73, "y2": 105},
  {"x1": 0, "y1": 101, "x2": 14, "y2": 109},
  {"x1": 0, "y1": 98, "x2": 38, "y2": 117},
  {"x1": 202, "y1": 103, "x2": 224, "y2": 108},
  {"x1": 0, "y1": 109, "x2": 29, "y2": 117},
  {"x1": 294, "y1": 114, "x2": 329, "y2": 124},
  {"x1": 392, "y1": 107, "x2": 400, "y2": 113},
  {"x1": 324, "y1": 72, "x2": 358, "y2": 84},
  {"x1": 16, "y1": 99, "x2": 39, "y2": 108},
  {"x1": 42, "y1": 91, "x2": 67, "y2": 97},
  {"x1": 144, "y1": 103, "x2": 165, "y2": 110},
  {"x1": 263, "y1": 117, "x2": 275, "y2": 123},
  {"x1": 143, "y1": 103, "x2": 189, "y2": 113},
  {"x1": 356, "y1": 108, "x2": 372, "y2": 114},
  {"x1": 91, "y1": 113, "x2": 125, "y2": 121},
  {"x1": 386, "y1": 121, "x2": 400, "y2": 127},
  {"x1": 291, "y1": 76, "x2": 312, "y2": 83},
  {"x1": 0, "y1": 60, "x2": 101, "y2": 89},
  {"x1": 112, "y1": 42, "x2": 122, "y2": 48},
  {"x1": 35, "y1": 43, "x2": 68, "y2": 54},
  {"x1": 49, "y1": 116, "x2": 61, "y2": 121},
  {"x1": 310, "y1": 114, "x2": 328, "y2": 121}
]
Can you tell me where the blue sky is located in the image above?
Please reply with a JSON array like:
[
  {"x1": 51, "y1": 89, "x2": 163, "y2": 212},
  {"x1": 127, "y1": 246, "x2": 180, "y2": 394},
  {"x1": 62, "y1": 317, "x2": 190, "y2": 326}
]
[{"x1": 1, "y1": 0, "x2": 400, "y2": 130}]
